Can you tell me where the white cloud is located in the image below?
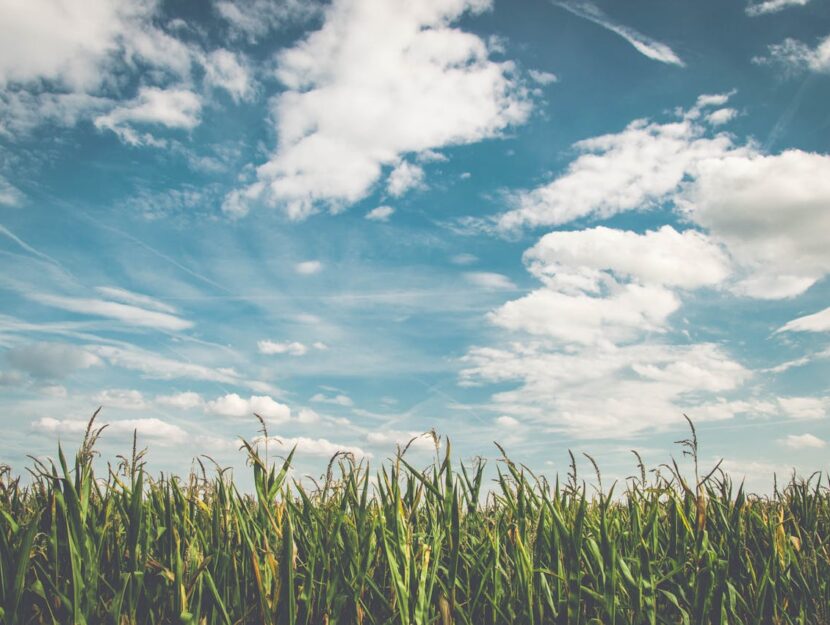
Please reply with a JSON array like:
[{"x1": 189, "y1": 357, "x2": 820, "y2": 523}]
[
  {"x1": 296, "y1": 407, "x2": 321, "y2": 423},
  {"x1": 777, "y1": 396, "x2": 829, "y2": 420},
  {"x1": 681, "y1": 150, "x2": 830, "y2": 298},
  {"x1": 366, "y1": 205, "x2": 395, "y2": 221},
  {"x1": 387, "y1": 160, "x2": 425, "y2": 197},
  {"x1": 203, "y1": 49, "x2": 256, "y2": 102},
  {"x1": 155, "y1": 391, "x2": 204, "y2": 410},
  {"x1": 224, "y1": 0, "x2": 531, "y2": 219},
  {"x1": 214, "y1": 0, "x2": 320, "y2": 41},
  {"x1": 0, "y1": 176, "x2": 24, "y2": 206},
  {"x1": 487, "y1": 226, "x2": 730, "y2": 347},
  {"x1": 0, "y1": 0, "x2": 205, "y2": 134},
  {"x1": 497, "y1": 97, "x2": 830, "y2": 302},
  {"x1": 265, "y1": 435, "x2": 368, "y2": 458},
  {"x1": 95, "y1": 287, "x2": 177, "y2": 314},
  {"x1": 6, "y1": 342, "x2": 101, "y2": 378},
  {"x1": 781, "y1": 433, "x2": 826, "y2": 449},
  {"x1": 94, "y1": 87, "x2": 202, "y2": 146},
  {"x1": 778, "y1": 307, "x2": 830, "y2": 333},
  {"x1": 489, "y1": 284, "x2": 679, "y2": 345},
  {"x1": 366, "y1": 430, "x2": 436, "y2": 452},
  {"x1": 525, "y1": 226, "x2": 730, "y2": 291},
  {"x1": 33, "y1": 416, "x2": 187, "y2": 443},
  {"x1": 528, "y1": 69, "x2": 558, "y2": 85},
  {"x1": 205, "y1": 392, "x2": 250, "y2": 417},
  {"x1": 498, "y1": 100, "x2": 741, "y2": 230},
  {"x1": 746, "y1": 0, "x2": 810, "y2": 16},
  {"x1": 464, "y1": 272, "x2": 517, "y2": 290},
  {"x1": 295, "y1": 260, "x2": 323, "y2": 275},
  {"x1": 451, "y1": 253, "x2": 478, "y2": 265},
  {"x1": 93, "y1": 388, "x2": 147, "y2": 410},
  {"x1": 28, "y1": 293, "x2": 192, "y2": 330},
  {"x1": 0, "y1": 0, "x2": 138, "y2": 90},
  {"x1": 552, "y1": 1, "x2": 684, "y2": 66},
  {"x1": 461, "y1": 342, "x2": 749, "y2": 437},
  {"x1": 258, "y1": 340, "x2": 308, "y2": 356},
  {"x1": 206, "y1": 393, "x2": 292, "y2": 422},
  {"x1": 311, "y1": 392, "x2": 354, "y2": 407},
  {"x1": 460, "y1": 217, "x2": 751, "y2": 437},
  {"x1": 88, "y1": 345, "x2": 246, "y2": 385},
  {"x1": 495, "y1": 415, "x2": 519, "y2": 427},
  {"x1": 705, "y1": 108, "x2": 737, "y2": 126},
  {"x1": 755, "y1": 35, "x2": 830, "y2": 73}
]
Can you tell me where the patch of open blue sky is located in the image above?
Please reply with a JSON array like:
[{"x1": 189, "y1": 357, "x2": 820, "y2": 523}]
[{"x1": 1, "y1": 0, "x2": 829, "y2": 490}]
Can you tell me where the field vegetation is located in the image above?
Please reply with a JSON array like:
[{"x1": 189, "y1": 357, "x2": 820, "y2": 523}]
[{"x1": 1, "y1": 413, "x2": 828, "y2": 624}]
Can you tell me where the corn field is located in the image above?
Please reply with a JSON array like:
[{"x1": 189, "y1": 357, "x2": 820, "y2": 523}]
[{"x1": 1, "y1": 414, "x2": 829, "y2": 624}]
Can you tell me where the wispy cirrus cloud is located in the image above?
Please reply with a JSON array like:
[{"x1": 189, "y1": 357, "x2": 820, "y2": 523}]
[
  {"x1": 551, "y1": 0, "x2": 684, "y2": 66},
  {"x1": 27, "y1": 293, "x2": 192, "y2": 331}
]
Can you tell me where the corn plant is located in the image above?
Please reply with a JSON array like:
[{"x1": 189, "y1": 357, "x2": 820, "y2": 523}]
[{"x1": 1, "y1": 413, "x2": 828, "y2": 624}]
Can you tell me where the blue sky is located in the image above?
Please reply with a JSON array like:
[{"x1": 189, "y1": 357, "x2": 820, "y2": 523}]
[{"x1": 1, "y1": 0, "x2": 829, "y2": 490}]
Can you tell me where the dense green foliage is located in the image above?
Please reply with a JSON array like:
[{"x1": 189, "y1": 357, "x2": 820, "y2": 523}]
[{"x1": 1, "y1": 414, "x2": 829, "y2": 624}]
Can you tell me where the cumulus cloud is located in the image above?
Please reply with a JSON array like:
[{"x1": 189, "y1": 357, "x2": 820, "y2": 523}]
[
  {"x1": 387, "y1": 160, "x2": 425, "y2": 197},
  {"x1": 155, "y1": 391, "x2": 204, "y2": 410},
  {"x1": 490, "y1": 285, "x2": 679, "y2": 345},
  {"x1": 27, "y1": 292, "x2": 192, "y2": 330},
  {"x1": 746, "y1": 0, "x2": 810, "y2": 15},
  {"x1": 223, "y1": 0, "x2": 531, "y2": 219},
  {"x1": 706, "y1": 108, "x2": 737, "y2": 125},
  {"x1": 206, "y1": 393, "x2": 292, "y2": 422},
  {"x1": 0, "y1": 0, "x2": 141, "y2": 90},
  {"x1": 6, "y1": 342, "x2": 101, "y2": 378},
  {"x1": 460, "y1": 221, "x2": 748, "y2": 436},
  {"x1": 366, "y1": 430, "x2": 437, "y2": 452},
  {"x1": 777, "y1": 396, "x2": 828, "y2": 420},
  {"x1": 487, "y1": 226, "x2": 729, "y2": 346},
  {"x1": 295, "y1": 260, "x2": 323, "y2": 275},
  {"x1": 33, "y1": 416, "x2": 187, "y2": 443},
  {"x1": 552, "y1": 0, "x2": 684, "y2": 66},
  {"x1": 525, "y1": 226, "x2": 730, "y2": 291},
  {"x1": 495, "y1": 415, "x2": 520, "y2": 427},
  {"x1": 93, "y1": 388, "x2": 147, "y2": 410},
  {"x1": 258, "y1": 340, "x2": 309, "y2": 356},
  {"x1": 778, "y1": 306, "x2": 830, "y2": 333},
  {"x1": 681, "y1": 150, "x2": 830, "y2": 298},
  {"x1": 461, "y1": 342, "x2": 749, "y2": 437},
  {"x1": 94, "y1": 87, "x2": 202, "y2": 146},
  {"x1": 498, "y1": 99, "x2": 742, "y2": 230},
  {"x1": 528, "y1": 69, "x2": 558, "y2": 85},
  {"x1": 311, "y1": 392, "x2": 354, "y2": 407},
  {"x1": 262, "y1": 435, "x2": 368, "y2": 458},
  {"x1": 0, "y1": 0, "x2": 207, "y2": 135},
  {"x1": 496, "y1": 96, "x2": 830, "y2": 301},
  {"x1": 203, "y1": 49, "x2": 256, "y2": 102},
  {"x1": 464, "y1": 272, "x2": 517, "y2": 290},
  {"x1": 781, "y1": 433, "x2": 826, "y2": 449},
  {"x1": 366, "y1": 205, "x2": 395, "y2": 221}
]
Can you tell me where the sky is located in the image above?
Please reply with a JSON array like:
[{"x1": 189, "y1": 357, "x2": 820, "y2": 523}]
[{"x1": 1, "y1": 0, "x2": 829, "y2": 491}]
